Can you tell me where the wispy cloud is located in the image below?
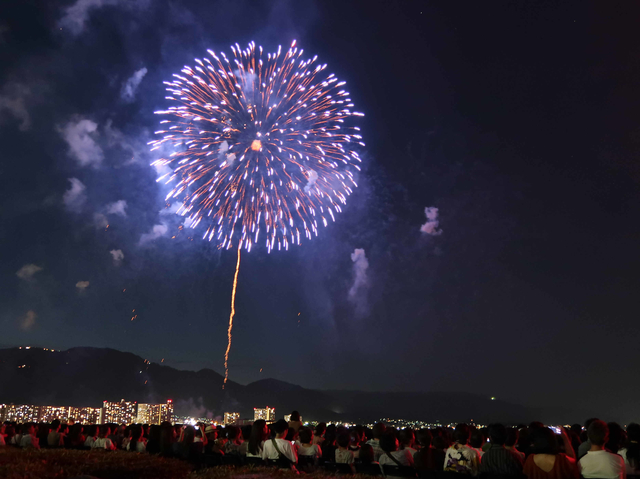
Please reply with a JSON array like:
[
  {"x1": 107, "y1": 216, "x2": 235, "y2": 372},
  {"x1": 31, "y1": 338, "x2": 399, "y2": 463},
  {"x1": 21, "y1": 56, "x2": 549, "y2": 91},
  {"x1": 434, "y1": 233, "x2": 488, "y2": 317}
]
[
  {"x1": 60, "y1": 118, "x2": 104, "y2": 168},
  {"x1": 16, "y1": 264, "x2": 43, "y2": 281},
  {"x1": 121, "y1": 67, "x2": 148, "y2": 102},
  {"x1": 63, "y1": 178, "x2": 87, "y2": 213},
  {"x1": 348, "y1": 248, "x2": 369, "y2": 315},
  {"x1": 420, "y1": 207, "x2": 442, "y2": 236},
  {"x1": 0, "y1": 83, "x2": 31, "y2": 131}
]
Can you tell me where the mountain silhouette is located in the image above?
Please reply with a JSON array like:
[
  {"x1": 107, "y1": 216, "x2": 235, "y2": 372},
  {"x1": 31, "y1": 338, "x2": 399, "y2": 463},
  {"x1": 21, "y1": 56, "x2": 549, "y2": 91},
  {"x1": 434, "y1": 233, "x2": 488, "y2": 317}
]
[{"x1": 0, "y1": 346, "x2": 553, "y2": 423}]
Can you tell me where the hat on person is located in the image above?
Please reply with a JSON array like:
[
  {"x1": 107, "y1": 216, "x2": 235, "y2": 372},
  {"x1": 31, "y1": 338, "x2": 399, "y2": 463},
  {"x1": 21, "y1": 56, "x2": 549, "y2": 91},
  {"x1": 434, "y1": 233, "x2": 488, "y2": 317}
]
[{"x1": 205, "y1": 425, "x2": 215, "y2": 434}]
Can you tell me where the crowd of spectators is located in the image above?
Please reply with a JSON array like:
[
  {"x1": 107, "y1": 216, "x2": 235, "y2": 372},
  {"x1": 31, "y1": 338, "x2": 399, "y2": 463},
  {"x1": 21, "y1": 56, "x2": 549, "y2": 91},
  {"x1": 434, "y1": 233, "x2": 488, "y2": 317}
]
[{"x1": 1, "y1": 411, "x2": 639, "y2": 478}]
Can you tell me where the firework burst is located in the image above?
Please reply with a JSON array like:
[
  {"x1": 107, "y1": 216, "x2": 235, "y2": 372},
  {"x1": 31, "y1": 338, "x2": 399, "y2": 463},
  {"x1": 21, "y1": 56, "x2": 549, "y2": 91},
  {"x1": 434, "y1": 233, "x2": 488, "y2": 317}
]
[{"x1": 150, "y1": 40, "x2": 364, "y2": 252}]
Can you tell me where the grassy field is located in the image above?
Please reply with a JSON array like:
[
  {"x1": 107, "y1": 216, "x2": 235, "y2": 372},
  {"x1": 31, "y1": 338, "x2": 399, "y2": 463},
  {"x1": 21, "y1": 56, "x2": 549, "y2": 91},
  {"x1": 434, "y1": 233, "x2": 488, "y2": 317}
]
[{"x1": 0, "y1": 448, "x2": 369, "y2": 479}]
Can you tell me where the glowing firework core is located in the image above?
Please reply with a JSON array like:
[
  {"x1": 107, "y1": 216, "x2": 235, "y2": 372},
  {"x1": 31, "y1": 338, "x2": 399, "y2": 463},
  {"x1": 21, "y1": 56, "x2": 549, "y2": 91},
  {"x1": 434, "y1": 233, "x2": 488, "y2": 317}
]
[{"x1": 151, "y1": 41, "x2": 365, "y2": 252}]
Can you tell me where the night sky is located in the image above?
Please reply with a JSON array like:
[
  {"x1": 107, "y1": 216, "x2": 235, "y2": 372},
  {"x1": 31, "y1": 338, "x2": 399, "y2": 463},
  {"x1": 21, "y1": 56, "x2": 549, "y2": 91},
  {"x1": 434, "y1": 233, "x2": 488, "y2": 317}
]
[{"x1": 2, "y1": 1, "x2": 640, "y2": 420}]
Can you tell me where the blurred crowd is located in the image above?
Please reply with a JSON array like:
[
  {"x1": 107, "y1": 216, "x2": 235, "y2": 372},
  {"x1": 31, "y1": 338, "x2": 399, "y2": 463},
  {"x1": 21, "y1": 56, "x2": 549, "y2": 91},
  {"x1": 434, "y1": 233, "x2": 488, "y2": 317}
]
[{"x1": 1, "y1": 411, "x2": 638, "y2": 478}]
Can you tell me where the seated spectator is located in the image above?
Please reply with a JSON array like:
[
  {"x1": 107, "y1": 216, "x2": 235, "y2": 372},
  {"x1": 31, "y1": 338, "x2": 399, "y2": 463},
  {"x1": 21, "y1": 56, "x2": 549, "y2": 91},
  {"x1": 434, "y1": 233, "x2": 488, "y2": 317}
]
[
  {"x1": 298, "y1": 427, "x2": 322, "y2": 462},
  {"x1": 262, "y1": 419, "x2": 297, "y2": 465},
  {"x1": 288, "y1": 411, "x2": 302, "y2": 432},
  {"x1": 414, "y1": 429, "x2": 445, "y2": 472},
  {"x1": 349, "y1": 429, "x2": 361, "y2": 458},
  {"x1": 285, "y1": 427, "x2": 298, "y2": 443},
  {"x1": 159, "y1": 421, "x2": 175, "y2": 457},
  {"x1": 246, "y1": 419, "x2": 268, "y2": 458},
  {"x1": 67, "y1": 424, "x2": 85, "y2": 448},
  {"x1": 84, "y1": 425, "x2": 97, "y2": 448},
  {"x1": 400, "y1": 428, "x2": 417, "y2": 456},
  {"x1": 19, "y1": 423, "x2": 40, "y2": 449},
  {"x1": 47, "y1": 419, "x2": 64, "y2": 447},
  {"x1": 579, "y1": 418, "x2": 600, "y2": 459},
  {"x1": 607, "y1": 423, "x2": 626, "y2": 454},
  {"x1": 121, "y1": 427, "x2": 132, "y2": 451},
  {"x1": 146, "y1": 425, "x2": 162, "y2": 454},
  {"x1": 335, "y1": 432, "x2": 356, "y2": 473},
  {"x1": 0, "y1": 423, "x2": 6, "y2": 447},
  {"x1": 224, "y1": 426, "x2": 244, "y2": 455},
  {"x1": 314, "y1": 423, "x2": 326, "y2": 446},
  {"x1": 505, "y1": 427, "x2": 525, "y2": 461},
  {"x1": 470, "y1": 429, "x2": 485, "y2": 457},
  {"x1": 92, "y1": 425, "x2": 116, "y2": 450},
  {"x1": 379, "y1": 431, "x2": 414, "y2": 467},
  {"x1": 523, "y1": 427, "x2": 578, "y2": 479},
  {"x1": 127, "y1": 426, "x2": 146, "y2": 453},
  {"x1": 322, "y1": 428, "x2": 337, "y2": 462},
  {"x1": 619, "y1": 423, "x2": 640, "y2": 476},
  {"x1": 359, "y1": 444, "x2": 378, "y2": 465},
  {"x1": 366, "y1": 422, "x2": 386, "y2": 461},
  {"x1": 174, "y1": 425, "x2": 203, "y2": 460},
  {"x1": 479, "y1": 423, "x2": 524, "y2": 476},
  {"x1": 579, "y1": 420, "x2": 625, "y2": 479},
  {"x1": 109, "y1": 424, "x2": 125, "y2": 449},
  {"x1": 444, "y1": 424, "x2": 480, "y2": 476}
]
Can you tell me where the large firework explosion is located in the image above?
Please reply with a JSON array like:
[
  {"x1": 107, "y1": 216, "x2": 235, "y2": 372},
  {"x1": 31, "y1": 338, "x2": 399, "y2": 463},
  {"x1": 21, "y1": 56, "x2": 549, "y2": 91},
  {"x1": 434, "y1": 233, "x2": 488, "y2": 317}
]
[{"x1": 150, "y1": 40, "x2": 364, "y2": 252}]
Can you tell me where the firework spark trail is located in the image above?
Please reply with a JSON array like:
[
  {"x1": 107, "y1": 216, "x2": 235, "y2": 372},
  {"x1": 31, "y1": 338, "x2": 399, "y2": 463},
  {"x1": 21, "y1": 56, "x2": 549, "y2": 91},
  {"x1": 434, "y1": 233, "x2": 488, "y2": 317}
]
[{"x1": 222, "y1": 247, "x2": 241, "y2": 389}]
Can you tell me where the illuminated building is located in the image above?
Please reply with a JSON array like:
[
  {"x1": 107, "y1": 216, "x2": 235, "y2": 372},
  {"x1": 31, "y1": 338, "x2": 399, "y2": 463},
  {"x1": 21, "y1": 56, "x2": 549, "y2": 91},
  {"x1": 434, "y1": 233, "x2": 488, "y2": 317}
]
[
  {"x1": 69, "y1": 407, "x2": 101, "y2": 424},
  {"x1": 136, "y1": 400, "x2": 173, "y2": 425},
  {"x1": 253, "y1": 406, "x2": 275, "y2": 422},
  {"x1": 2, "y1": 404, "x2": 40, "y2": 422},
  {"x1": 100, "y1": 399, "x2": 137, "y2": 424},
  {"x1": 40, "y1": 406, "x2": 70, "y2": 422},
  {"x1": 224, "y1": 412, "x2": 240, "y2": 425}
]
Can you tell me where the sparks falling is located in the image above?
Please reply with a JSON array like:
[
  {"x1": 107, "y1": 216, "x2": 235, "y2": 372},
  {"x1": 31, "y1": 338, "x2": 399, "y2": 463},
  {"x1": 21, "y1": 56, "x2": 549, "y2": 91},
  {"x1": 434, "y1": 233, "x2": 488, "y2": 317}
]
[{"x1": 150, "y1": 40, "x2": 364, "y2": 252}]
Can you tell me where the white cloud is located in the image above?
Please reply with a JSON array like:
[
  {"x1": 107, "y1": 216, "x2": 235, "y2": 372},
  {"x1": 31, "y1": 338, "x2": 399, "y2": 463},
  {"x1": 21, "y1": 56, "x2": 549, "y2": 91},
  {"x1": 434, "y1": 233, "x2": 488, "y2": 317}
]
[
  {"x1": 63, "y1": 178, "x2": 87, "y2": 213},
  {"x1": 0, "y1": 83, "x2": 31, "y2": 131},
  {"x1": 105, "y1": 200, "x2": 127, "y2": 217},
  {"x1": 16, "y1": 264, "x2": 43, "y2": 280},
  {"x1": 139, "y1": 224, "x2": 168, "y2": 244},
  {"x1": 420, "y1": 206, "x2": 443, "y2": 236},
  {"x1": 121, "y1": 67, "x2": 148, "y2": 102},
  {"x1": 76, "y1": 280, "x2": 90, "y2": 291},
  {"x1": 348, "y1": 248, "x2": 370, "y2": 316},
  {"x1": 60, "y1": 118, "x2": 104, "y2": 167},
  {"x1": 20, "y1": 310, "x2": 37, "y2": 331},
  {"x1": 110, "y1": 249, "x2": 124, "y2": 266},
  {"x1": 304, "y1": 169, "x2": 318, "y2": 194}
]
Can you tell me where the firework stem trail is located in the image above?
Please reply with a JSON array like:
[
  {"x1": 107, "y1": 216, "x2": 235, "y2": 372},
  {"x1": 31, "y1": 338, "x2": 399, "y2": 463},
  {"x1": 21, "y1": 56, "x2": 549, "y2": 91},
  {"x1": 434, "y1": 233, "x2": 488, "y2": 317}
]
[{"x1": 223, "y1": 246, "x2": 242, "y2": 389}]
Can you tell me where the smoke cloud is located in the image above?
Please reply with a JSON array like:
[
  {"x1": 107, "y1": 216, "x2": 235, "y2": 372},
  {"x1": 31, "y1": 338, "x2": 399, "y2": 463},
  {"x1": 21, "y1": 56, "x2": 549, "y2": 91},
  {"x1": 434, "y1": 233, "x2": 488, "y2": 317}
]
[
  {"x1": 105, "y1": 200, "x2": 127, "y2": 217},
  {"x1": 63, "y1": 178, "x2": 87, "y2": 213},
  {"x1": 304, "y1": 169, "x2": 318, "y2": 194},
  {"x1": 20, "y1": 310, "x2": 37, "y2": 331},
  {"x1": 60, "y1": 118, "x2": 104, "y2": 168},
  {"x1": 121, "y1": 67, "x2": 148, "y2": 102},
  {"x1": 348, "y1": 248, "x2": 369, "y2": 315},
  {"x1": 139, "y1": 224, "x2": 168, "y2": 244},
  {"x1": 110, "y1": 249, "x2": 124, "y2": 266},
  {"x1": 93, "y1": 213, "x2": 108, "y2": 229},
  {"x1": 76, "y1": 280, "x2": 90, "y2": 291},
  {"x1": 0, "y1": 83, "x2": 31, "y2": 131},
  {"x1": 420, "y1": 206, "x2": 442, "y2": 236},
  {"x1": 59, "y1": 0, "x2": 124, "y2": 35},
  {"x1": 16, "y1": 264, "x2": 43, "y2": 280}
]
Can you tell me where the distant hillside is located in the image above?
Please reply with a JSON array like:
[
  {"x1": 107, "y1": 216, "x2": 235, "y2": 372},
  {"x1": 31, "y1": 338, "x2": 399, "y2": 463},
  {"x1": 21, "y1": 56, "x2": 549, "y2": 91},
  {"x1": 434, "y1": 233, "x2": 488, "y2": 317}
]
[{"x1": 0, "y1": 346, "x2": 544, "y2": 423}]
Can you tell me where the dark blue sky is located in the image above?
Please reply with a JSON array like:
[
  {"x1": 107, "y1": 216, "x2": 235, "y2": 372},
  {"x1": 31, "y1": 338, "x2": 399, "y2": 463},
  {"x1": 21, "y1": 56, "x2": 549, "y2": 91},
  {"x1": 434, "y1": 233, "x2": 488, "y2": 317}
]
[{"x1": 2, "y1": 0, "x2": 640, "y2": 420}]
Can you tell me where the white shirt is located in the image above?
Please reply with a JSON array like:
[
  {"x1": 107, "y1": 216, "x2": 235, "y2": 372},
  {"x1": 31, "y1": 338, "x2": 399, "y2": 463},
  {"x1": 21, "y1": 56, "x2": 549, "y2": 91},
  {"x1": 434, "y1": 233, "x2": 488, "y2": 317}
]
[
  {"x1": 246, "y1": 440, "x2": 264, "y2": 457},
  {"x1": 262, "y1": 438, "x2": 297, "y2": 463},
  {"x1": 299, "y1": 443, "x2": 322, "y2": 458},
  {"x1": 579, "y1": 450, "x2": 626, "y2": 479},
  {"x1": 379, "y1": 449, "x2": 415, "y2": 467},
  {"x1": 84, "y1": 436, "x2": 96, "y2": 448},
  {"x1": 618, "y1": 448, "x2": 640, "y2": 476},
  {"x1": 19, "y1": 434, "x2": 39, "y2": 449},
  {"x1": 92, "y1": 437, "x2": 116, "y2": 450},
  {"x1": 336, "y1": 448, "x2": 355, "y2": 464}
]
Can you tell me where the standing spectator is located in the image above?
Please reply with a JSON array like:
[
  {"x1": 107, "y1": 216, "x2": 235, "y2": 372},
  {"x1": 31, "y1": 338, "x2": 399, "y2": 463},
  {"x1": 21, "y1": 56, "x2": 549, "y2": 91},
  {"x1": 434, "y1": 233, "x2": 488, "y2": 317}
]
[
  {"x1": 579, "y1": 420, "x2": 625, "y2": 479},
  {"x1": 444, "y1": 424, "x2": 480, "y2": 476},
  {"x1": 366, "y1": 422, "x2": 387, "y2": 461},
  {"x1": 288, "y1": 411, "x2": 302, "y2": 432},
  {"x1": 523, "y1": 427, "x2": 578, "y2": 479},
  {"x1": 262, "y1": 419, "x2": 297, "y2": 465},
  {"x1": 480, "y1": 423, "x2": 524, "y2": 476},
  {"x1": 414, "y1": 429, "x2": 446, "y2": 472},
  {"x1": 379, "y1": 431, "x2": 415, "y2": 467}
]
